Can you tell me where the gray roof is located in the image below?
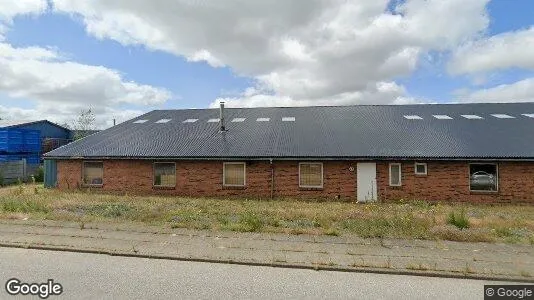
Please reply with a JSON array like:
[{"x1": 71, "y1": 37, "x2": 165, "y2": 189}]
[
  {"x1": 45, "y1": 103, "x2": 534, "y2": 160},
  {"x1": 0, "y1": 120, "x2": 40, "y2": 127},
  {"x1": 0, "y1": 119, "x2": 70, "y2": 131}
]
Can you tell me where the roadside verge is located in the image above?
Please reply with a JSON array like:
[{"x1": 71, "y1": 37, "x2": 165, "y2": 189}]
[{"x1": 0, "y1": 220, "x2": 532, "y2": 283}]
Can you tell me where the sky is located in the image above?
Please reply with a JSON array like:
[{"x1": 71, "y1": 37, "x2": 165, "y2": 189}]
[{"x1": 0, "y1": 0, "x2": 533, "y2": 129}]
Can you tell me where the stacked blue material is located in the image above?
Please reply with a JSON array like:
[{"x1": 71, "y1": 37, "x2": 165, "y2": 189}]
[
  {"x1": 0, "y1": 129, "x2": 24, "y2": 153},
  {"x1": 0, "y1": 128, "x2": 41, "y2": 165}
]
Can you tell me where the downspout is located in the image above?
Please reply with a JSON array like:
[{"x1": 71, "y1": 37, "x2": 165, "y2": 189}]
[{"x1": 270, "y1": 158, "x2": 274, "y2": 199}]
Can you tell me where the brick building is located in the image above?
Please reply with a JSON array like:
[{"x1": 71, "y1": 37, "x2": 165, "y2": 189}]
[{"x1": 44, "y1": 103, "x2": 534, "y2": 203}]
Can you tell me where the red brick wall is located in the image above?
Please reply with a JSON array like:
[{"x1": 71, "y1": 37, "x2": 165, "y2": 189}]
[
  {"x1": 57, "y1": 160, "x2": 356, "y2": 200},
  {"x1": 377, "y1": 161, "x2": 534, "y2": 204},
  {"x1": 56, "y1": 160, "x2": 534, "y2": 203}
]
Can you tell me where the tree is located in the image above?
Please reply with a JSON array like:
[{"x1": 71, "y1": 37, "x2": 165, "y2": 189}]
[{"x1": 72, "y1": 109, "x2": 96, "y2": 140}]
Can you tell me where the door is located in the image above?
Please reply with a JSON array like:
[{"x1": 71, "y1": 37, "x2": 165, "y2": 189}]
[
  {"x1": 357, "y1": 163, "x2": 377, "y2": 202},
  {"x1": 44, "y1": 159, "x2": 57, "y2": 188}
]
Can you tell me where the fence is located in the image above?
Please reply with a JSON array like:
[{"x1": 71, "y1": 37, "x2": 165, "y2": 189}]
[{"x1": 0, "y1": 159, "x2": 38, "y2": 185}]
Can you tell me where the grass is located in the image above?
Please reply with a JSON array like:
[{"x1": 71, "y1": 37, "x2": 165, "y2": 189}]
[
  {"x1": 1, "y1": 184, "x2": 534, "y2": 244},
  {"x1": 447, "y1": 209, "x2": 470, "y2": 230}
]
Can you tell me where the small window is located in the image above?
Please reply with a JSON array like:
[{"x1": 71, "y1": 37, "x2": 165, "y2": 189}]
[
  {"x1": 432, "y1": 115, "x2": 453, "y2": 120},
  {"x1": 389, "y1": 163, "x2": 401, "y2": 186},
  {"x1": 223, "y1": 162, "x2": 246, "y2": 186},
  {"x1": 83, "y1": 161, "x2": 103, "y2": 186},
  {"x1": 231, "y1": 118, "x2": 246, "y2": 122},
  {"x1": 461, "y1": 115, "x2": 483, "y2": 120},
  {"x1": 491, "y1": 114, "x2": 514, "y2": 119},
  {"x1": 282, "y1": 117, "x2": 295, "y2": 122},
  {"x1": 404, "y1": 115, "x2": 423, "y2": 120},
  {"x1": 156, "y1": 119, "x2": 171, "y2": 123},
  {"x1": 133, "y1": 119, "x2": 148, "y2": 124},
  {"x1": 469, "y1": 164, "x2": 498, "y2": 192},
  {"x1": 183, "y1": 119, "x2": 198, "y2": 123},
  {"x1": 207, "y1": 118, "x2": 220, "y2": 123},
  {"x1": 153, "y1": 163, "x2": 176, "y2": 187},
  {"x1": 415, "y1": 163, "x2": 427, "y2": 175},
  {"x1": 299, "y1": 163, "x2": 323, "y2": 188},
  {"x1": 256, "y1": 118, "x2": 270, "y2": 122}
]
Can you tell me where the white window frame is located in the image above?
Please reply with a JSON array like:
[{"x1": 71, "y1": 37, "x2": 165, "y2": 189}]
[
  {"x1": 414, "y1": 162, "x2": 427, "y2": 175},
  {"x1": 223, "y1": 162, "x2": 246, "y2": 187},
  {"x1": 298, "y1": 162, "x2": 324, "y2": 188},
  {"x1": 82, "y1": 161, "x2": 104, "y2": 187},
  {"x1": 153, "y1": 162, "x2": 177, "y2": 188},
  {"x1": 469, "y1": 163, "x2": 499, "y2": 192},
  {"x1": 389, "y1": 163, "x2": 402, "y2": 186}
]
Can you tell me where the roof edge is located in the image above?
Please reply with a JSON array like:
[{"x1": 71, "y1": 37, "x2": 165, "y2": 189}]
[{"x1": 43, "y1": 156, "x2": 534, "y2": 162}]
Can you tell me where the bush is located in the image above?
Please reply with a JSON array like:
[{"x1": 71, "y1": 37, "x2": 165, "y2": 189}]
[
  {"x1": 34, "y1": 166, "x2": 44, "y2": 183},
  {"x1": 447, "y1": 209, "x2": 470, "y2": 230},
  {"x1": 240, "y1": 212, "x2": 263, "y2": 232},
  {"x1": 0, "y1": 170, "x2": 4, "y2": 186}
]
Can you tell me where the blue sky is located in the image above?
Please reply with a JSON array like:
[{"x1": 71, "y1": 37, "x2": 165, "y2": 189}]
[{"x1": 0, "y1": 0, "x2": 533, "y2": 128}]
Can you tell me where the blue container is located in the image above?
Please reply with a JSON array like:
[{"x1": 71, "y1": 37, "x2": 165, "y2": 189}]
[
  {"x1": 26, "y1": 154, "x2": 41, "y2": 165},
  {"x1": 22, "y1": 130, "x2": 41, "y2": 153},
  {"x1": 0, "y1": 129, "x2": 24, "y2": 153}
]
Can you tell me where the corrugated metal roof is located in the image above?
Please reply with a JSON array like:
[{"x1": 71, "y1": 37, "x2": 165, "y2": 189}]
[
  {"x1": 0, "y1": 120, "x2": 70, "y2": 131},
  {"x1": 44, "y1": 103, "x2": 534, "y2": 160}
]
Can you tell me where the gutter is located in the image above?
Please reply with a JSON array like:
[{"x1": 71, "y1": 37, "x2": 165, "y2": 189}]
[{"x1": 43, "y1": 156, "x2": 534, "y2": 162}]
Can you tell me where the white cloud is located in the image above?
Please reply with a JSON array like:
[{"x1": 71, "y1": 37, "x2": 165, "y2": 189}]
[
  {"x1": 0, "y1": 43, "x2": 171, "y2": 106},
  {"x1": 212, "y1": 81, "x2": 419, "y2": 108},
  {"x1": 52, "y1": 0, "x2": 490, "y2": 106},
  {"x1": 187, "y1": 49, "x2": 224, "y2": 68},
  {"x1": 0, "y1": 0, "x2": 47, "y2": 39},
  {"x1": 0, "y1": 104, "x2": 144, "y2": 129},
  {"x1": 456, "y1": 78, "x2": 534, "y2": 103},
  {"x1": 0, "y1": 43, "x2": 171, "y2": 128},
  {"x1": 449, "y1": 27, "x2": 534, "y2": 75}
]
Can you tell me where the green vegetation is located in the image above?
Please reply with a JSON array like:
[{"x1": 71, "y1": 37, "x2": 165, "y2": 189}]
[
  {"x1": 34, "y1": 166, "x2": 44, "y2": 183},
  {"x1": 447, "y1": 209, "x2": 470, "y2": 230},
  {"x1": 1, "y1": 184, "x2": 533, "y2": 244}
]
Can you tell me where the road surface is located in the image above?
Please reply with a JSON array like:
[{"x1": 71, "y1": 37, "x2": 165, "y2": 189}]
[{"x1": 0, "y1": 247, "x2": 511, "y2": 299}]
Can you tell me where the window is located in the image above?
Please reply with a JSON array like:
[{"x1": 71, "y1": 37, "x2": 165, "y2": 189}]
[
  {"x1": 469, "y1": 164, "x2": 498, "y2": 192},
  {"x1": 415, "y1": 163, "x2": 427, "y2": 175},
  {"x1": 403, "y1": 115, "x2": 423, "y2": 120},
  {"x1": 153, "y1": 163, "x2": 176, "y2": 187},
  {"x1": 299, "y1": 163, "x2": 323, "y2": 188},
  {"x1": 389, "y1": 163, "x2": 401, "y2": 186},
  {"x1": 223, "y1": 162, "x2": 246, "y2": 186},
  {"x1": 432, "y1": 115, "x2": 453, "y2": 120},
  {"x1": 83, "y1": 162, "x2": 103, "y2": 186},
  {"x1": 461, "y1": 115, "x2": 483, "y2": 120}
]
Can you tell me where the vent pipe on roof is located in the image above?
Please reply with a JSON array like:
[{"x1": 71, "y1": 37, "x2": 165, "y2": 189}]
[{"x1": 219, "y1": 102, "x2": 226, "y2": 132}]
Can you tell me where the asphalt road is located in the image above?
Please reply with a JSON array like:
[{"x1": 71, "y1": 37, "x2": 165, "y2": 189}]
[{"x1": 0, "y1": 247, "x2": 513, "y2": 299}]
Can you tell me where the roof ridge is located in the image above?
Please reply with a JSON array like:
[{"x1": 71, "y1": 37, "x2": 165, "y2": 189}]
[{"x1": 150, "y1": 102, "x2": 534, "y2": 112}]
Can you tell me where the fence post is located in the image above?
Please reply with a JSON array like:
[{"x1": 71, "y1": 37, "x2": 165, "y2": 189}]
[{"x1": 22, "y1": 158, "x2": 27, "y2": 181}]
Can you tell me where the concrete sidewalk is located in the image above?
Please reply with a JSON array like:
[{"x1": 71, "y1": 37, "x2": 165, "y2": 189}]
[{"x1": 0, "y1": 219, "x2": 532, "y2": 282}]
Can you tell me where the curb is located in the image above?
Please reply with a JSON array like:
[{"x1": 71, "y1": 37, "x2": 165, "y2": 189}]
[{"x1": 1, "y1": 242, "x2": 532, "y2": 283}]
